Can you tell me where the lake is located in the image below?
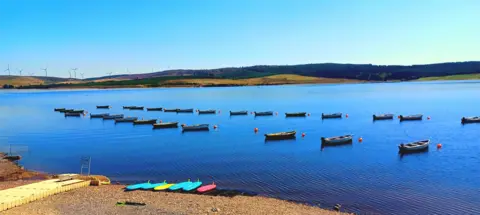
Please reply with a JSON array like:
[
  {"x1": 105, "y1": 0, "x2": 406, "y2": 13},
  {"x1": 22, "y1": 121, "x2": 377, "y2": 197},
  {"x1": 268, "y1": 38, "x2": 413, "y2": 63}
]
[{"x1": 1, "y1": 81, "x2": 480, "y2": 214}]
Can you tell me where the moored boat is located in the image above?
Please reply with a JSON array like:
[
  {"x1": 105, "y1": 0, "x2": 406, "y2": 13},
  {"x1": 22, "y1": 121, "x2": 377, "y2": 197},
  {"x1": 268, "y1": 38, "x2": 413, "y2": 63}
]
[
  {"x1": 65, "y1": 112, "x2": 81, "y2": 117},
  {"x1": 123, "y1": 106, "x2": 134, "y2": 109},
  {"x1": 398, "y1": 140, "x2": 429, "y2": 153},
  {"x1": 461, "y1": 116, "x2": 480, "y2": 124},
  {"x1": 129, "y1": 106, "x2": 144, "y2": 110},
  {"x1": 373, "y1": 114, "x2": 394, "y2": 120},
  {"x1": 103, "y1": 114, "x2": 124, "y2": 120},
  {"x1": 177, "y1": 108, "x2": 194, "y2": 113},
  {"x1": 146, "y1": 107, "x2": 163, "y2": 111},
  {"x1": 198, "y1": 110, "x2": 216, "y2": 114},
  {"x1": 230, "y1": 111, "x2": 248, "y2": 115},
  {"x1": 182, "y1": 124, "x2": 209, "y2": 131},
  {"x1": 322, "y1": 113, "x2": 342, "y2": 119},
  {"x1": 96, "y1": 105, "x2": 110, "y2": 109},
  {"x1": 67, "y1": 109, "x2": 85, "y2": 114},
  {"x1": 59, "y1": 109, "x2": 73, "y2": 113},
  {"x1": 153, "y1": 122, "x2": 179, "y2": 129},
  {"x1": 90, "y1": 113, "x2": 109, "y2": 118},
  {"x1": 133, "y1": 119, "x2": 157, "y2": 125},
  {"x1": 114, "y1": 117, "x2": 138, "y2": 123},
  {"x1": 254, "y1": 111, "x2": 273, "y2": 116},
  {"x1": 321, "y1": 135, "x2": 353, "y2": 145},
  {"x1": 265, "y1": 131, "x2": 296, "y2": 140},
  {"x1": 399, "y1": 114, "x2": 423, "y2": 121},
  {"x1": 54, "y1": 108, "x2": 65, "y2": 112},
  {"x1": 164, "y1": 108, "x2": 177, "y2": 112},
  {"x1": 285, "y1": 112, "x2": 306, "y2": 117}
]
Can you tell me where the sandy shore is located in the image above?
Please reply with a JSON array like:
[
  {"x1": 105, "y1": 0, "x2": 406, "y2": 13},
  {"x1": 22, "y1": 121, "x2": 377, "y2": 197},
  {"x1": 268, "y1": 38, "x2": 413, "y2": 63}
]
[{"x1": 1, "y1": 185, "x2": 346, "y2": 215}]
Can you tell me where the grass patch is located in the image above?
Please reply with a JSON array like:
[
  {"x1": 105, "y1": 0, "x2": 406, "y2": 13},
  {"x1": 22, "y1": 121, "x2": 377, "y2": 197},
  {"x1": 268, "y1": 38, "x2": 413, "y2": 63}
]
[{"x1": 419, "y1": 73, "x2": 480, "y2": 81}]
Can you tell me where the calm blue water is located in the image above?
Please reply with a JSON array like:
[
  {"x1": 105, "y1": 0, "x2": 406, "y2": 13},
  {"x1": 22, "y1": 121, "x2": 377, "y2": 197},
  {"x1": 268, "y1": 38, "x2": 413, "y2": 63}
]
[{"x1": 1, "y1": 81, "x2": 480, "y2": 214}]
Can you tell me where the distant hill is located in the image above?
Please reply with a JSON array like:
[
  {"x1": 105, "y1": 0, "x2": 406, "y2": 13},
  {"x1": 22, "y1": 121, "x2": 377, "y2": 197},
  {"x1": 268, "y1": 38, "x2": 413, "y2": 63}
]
[
  {"x1": 0, "y1": 76, "x2": 72, "y2": 87},
  {"x1": 89, "y1": 61, "x2": 480, "y2": 82},
  {"x1": 3, "y1": 61, "x2": 480, "y2": 88}
]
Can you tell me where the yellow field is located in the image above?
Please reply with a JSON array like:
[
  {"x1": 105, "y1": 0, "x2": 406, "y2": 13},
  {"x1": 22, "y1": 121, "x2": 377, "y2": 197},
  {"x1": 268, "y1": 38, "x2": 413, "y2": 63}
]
[
  {"x1": 418, "y1": 73, "x2": 480, "y2": 81},
  {"x1": 165, "y1": 74, "x2": 359, "y2": 86},
  {"x1": 0, "y1": 76, "x2": 45, "y2": 86}
]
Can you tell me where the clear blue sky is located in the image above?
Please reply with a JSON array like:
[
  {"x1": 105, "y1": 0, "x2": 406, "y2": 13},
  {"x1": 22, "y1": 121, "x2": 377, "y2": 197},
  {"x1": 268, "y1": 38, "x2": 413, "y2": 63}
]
[{"x1": 1, "y1": 0, "x2": 479, "y2": 78}]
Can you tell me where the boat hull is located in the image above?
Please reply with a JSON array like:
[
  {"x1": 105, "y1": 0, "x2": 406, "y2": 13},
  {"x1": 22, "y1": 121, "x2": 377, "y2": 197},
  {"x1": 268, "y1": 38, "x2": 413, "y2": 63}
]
[
  {"x1": 182, "y1": 124, "x2": 209, "y2": 132},
  {"x1": 230, "y1": 111, "x2": 248, "y2": 115},
  {"x1": 133, "y1": 120, "x2": 157, "y2": 125},
  {"x1": 285, "y1": 112, "x2": 306, "y2": 117},
  {"x1": 373, "y1": 114, "x2": 394, "y2": 120},
  {"x1": 265, "y1": 131, "x2": 296, "y2": 140},
  {"x1": 254, "y1": 111, "x2": 273, "y2": 116},
  {"x1": 198, "y1": 110, "x2": 216, "y2": 114},
  {"x1": 90, "y1": 113, "x2": 109, "y2": 118},
  {"x1": 398, "y1": 140, "x2": 430, "y2": 153},
  {"x1": 322, "y1": 113, "x2": 342, "y2": 119},
  {"x1": 103, "y1": 114, "x2": 124, "y2": 120},
  {"x1": 321, "y1": 135, "x2": 353, "y2": 145},
  {"x1": 115, "y1": 117, "x2": 138, "y2": 123},
  {"x1": 461, "y1": 117, "x2": 480, "y2": 124},
  {"x1": 147, "y1": 108, "x2": 163, "y2": 111},
  {"x1": 399, "y1": 115, "x2": 423, "y2": 121},
  {"x1": 153, "y1": 122, "x2": 179, "y2": 129},
  {"x1": 96, "y1": 106, "x2": 110, "y2": 109}
]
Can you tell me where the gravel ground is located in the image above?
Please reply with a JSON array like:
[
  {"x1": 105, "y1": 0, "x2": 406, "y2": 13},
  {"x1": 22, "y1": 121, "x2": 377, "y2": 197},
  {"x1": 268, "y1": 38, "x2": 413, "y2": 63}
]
[{"x1": 2, "y1": 185, "x2": 346, "y2": 215}]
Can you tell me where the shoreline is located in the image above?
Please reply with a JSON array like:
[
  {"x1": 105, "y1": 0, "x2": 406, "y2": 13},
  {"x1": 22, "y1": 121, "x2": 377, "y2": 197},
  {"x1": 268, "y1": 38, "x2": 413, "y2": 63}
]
[{"x1": 0, "y1": 157, "x2": 347, "y2": 214}]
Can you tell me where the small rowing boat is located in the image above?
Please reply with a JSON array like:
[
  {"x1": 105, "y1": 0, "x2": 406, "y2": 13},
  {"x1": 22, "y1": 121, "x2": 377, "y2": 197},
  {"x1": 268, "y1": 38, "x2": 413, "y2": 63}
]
[
  {"x1": 68, "y1": 110, "x2": 85, "y2": 114},
  {"x1": 461, "y1": 116, "x2": 480, "y2": 124},
  {"x1": 182, "y1": 179, "x2": 202, "y2": 192},
  {"x1": 177, "y1": 108, "x2": 194, "y2": 113},
  {"x1": 103, "y1": 114, "x2": 124, "y2": 120},
  {"x1": 90, "y1": 113, "x2": 109, "y2": 118},
  {"x1": 114, "y1": 117, "x2": 138, "y2": 123},
  {"x1": 399, "y1": 114, "x2": 423, "y2": 121},
  {"x1": 129, "y1": 106, "x2": 144, "y2": 110},
  {"x1": 197, "y1": 182, "x2": 217, "y2": 193},
  {"x1": 321, "y1": 135, "x2": 353, "y2": 145},
  {"x1": 96, "y1": 105, "x2": 110, "y2": 109},
  {"x1": 285, "y1": 112, "x2": 306, "y2": 117},
  {"x1": 54, "y1": 108, "x2": 65, "y2": 112},
  {"x1": 164, "y1": 108, "x2": 177, "y2": 112},
  {"x1": 153, "y1": 122, "x2": 179, "y2": 129},
  {"x1": 64, "y1": 112, "x2": 81, "y2": 117},
  {"x1": 322, "y1": 113, "x2": 342, "y2": 119},
  {"x1": 398, "y1": 140, "x2": 429, "y2": 153},
  {"x1": 123, "y1": 106, "x2": 134, "y2": 109},
  {"x1": 59, "y1": 109, "x2": 73, "y2": 113},
  {"x1": 254, "y1": 111, "x2": 273, "y2": 116},
  {"x1": 133, "y1": 119, "x2": 157, "y2": 125},
  {"x1": 182, "y1": 124, "x2": 209, "y2": 132},
  {"x1": 265, "y1": 131, "x2": 296, "y2": 140},
  {"x1": 198, "y1": 110, "x2": 216, "y2": 114},
  {"x1": 153, "y1": 183, "x2": 175, "y2": 191},
  {"x1": 373, "y1": 114, "x2": 394, "y2": 120},
  {"x1": 146, "y1": 107, "x2": 163, "y2": 111},
  {"x1": 230, "y1": 111, "x2": 248, "y2": 115}
]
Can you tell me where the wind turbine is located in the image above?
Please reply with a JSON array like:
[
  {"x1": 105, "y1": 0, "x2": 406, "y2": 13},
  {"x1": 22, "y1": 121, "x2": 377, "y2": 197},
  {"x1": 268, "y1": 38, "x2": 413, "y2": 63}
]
[
  {"x1": 106, "y1": 72, "x2": 113, "y2": 77},
  {"x1": 71, "y1": 68, "x2": 78, "y2": 79},
  {"x1": 68, "y1": 70, "x2": 72, "y2": 79},
  {"x1": 4, "y1": 64, "x2": 10, "y2": 76},
  {"x1": 42, "y1": 67, "x2": 48, "y2": 77},
  {"x1": 30, "y1": 72, "x2": 35, "y2": 76},
  {"x1": 80, "y1": 73, "x2": 84, "y2": 79},
  {"x1": 18, "y1": 69, "x2": 23, "y2": 76}
]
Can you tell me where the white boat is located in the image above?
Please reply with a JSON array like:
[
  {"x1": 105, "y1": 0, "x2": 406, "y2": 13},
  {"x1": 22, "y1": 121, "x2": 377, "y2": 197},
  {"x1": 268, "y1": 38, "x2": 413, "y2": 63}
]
[
  {"x1": 399, "y1": 114, "x2": 423, "y2": 121},
  {"x1": 461, "y1": 116, "x2": 480, "y2": 124},
  {"x1": 103, "y1": 114, "x2": 124, "y2": 120},
  {"x1": 373, "y1": 114, "x2": 394, "y2": 120},
  {"x1": 398, "y1": 140, "x2": 429, "y2": 152},
  {"x1": 321, "y1": 135, "x2": 353, "y2": 145},
  {"x1": 182, "y1": 124, "x2": 209, "y2": 131}
]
